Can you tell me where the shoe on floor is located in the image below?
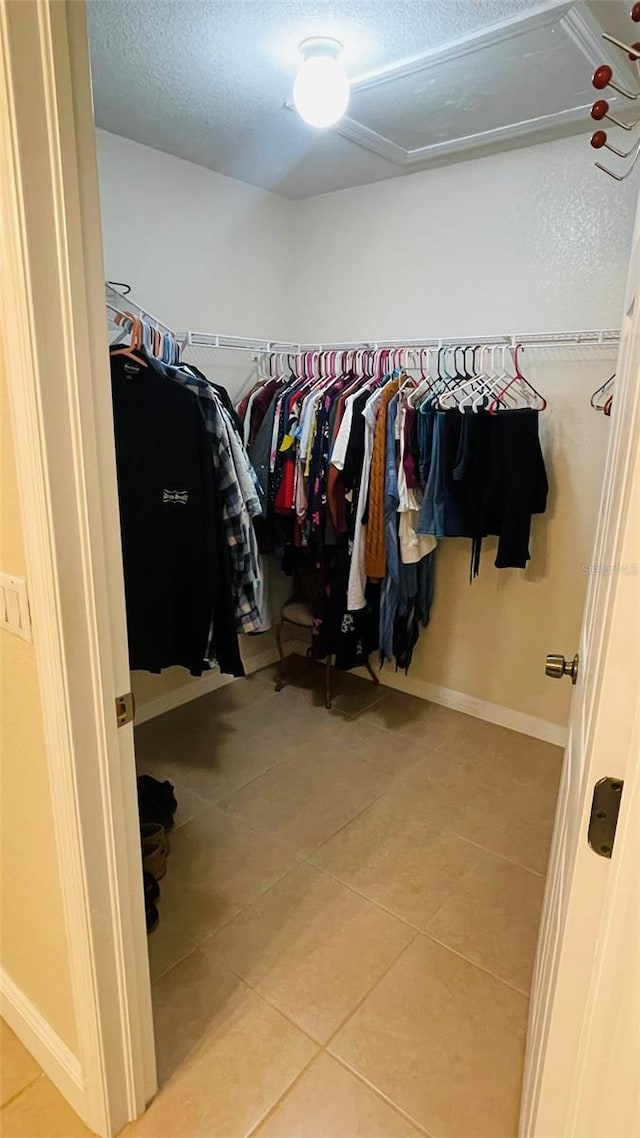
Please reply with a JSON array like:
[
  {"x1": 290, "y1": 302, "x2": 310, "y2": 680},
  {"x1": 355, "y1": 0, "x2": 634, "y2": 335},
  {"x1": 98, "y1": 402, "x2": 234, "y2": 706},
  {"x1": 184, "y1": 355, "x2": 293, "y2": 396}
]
[
  {"x1": 141, "y1": 821, "x2": 170, "y2": 855},
  {"x1": 137, "y1": 775, "x2": 178, "y2": 831},
  {"x1": 143, "y1": 840, "x2": 167, "y2": 881},
  {"x1": 145, "y1": 901, "x2": 159, "y2": 934},
  {"x1": 143, "y1": 869, "x2": 160, "y2": 905}
]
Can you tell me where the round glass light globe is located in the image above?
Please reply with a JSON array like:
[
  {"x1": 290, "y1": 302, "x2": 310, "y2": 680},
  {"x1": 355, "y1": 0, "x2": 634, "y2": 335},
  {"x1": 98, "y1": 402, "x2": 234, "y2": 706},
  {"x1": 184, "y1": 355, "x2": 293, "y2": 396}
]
[{"x1": 293, "y1": 54, "x2": 350, "y2": 128}]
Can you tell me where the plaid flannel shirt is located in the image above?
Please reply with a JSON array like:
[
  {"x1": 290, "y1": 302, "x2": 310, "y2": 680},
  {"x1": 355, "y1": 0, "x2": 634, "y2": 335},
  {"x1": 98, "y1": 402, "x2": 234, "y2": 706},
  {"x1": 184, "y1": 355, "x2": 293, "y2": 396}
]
[{"x1": 166, "y1": 366, "x2": 263, "y2": 635}]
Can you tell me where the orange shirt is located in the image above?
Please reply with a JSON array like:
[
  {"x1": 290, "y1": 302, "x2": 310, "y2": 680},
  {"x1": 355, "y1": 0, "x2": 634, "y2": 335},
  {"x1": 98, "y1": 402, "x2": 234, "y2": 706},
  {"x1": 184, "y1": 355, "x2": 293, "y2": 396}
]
[{"x1": 364, "y1": 379, "x2": 399, "y2": 579}]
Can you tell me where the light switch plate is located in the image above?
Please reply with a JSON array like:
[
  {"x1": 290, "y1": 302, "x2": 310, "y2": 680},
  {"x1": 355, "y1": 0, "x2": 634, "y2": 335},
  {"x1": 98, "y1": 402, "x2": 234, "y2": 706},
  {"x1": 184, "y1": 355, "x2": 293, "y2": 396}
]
[{"x1": 0, "y1": 572, "x2": 32, "y2": 641}]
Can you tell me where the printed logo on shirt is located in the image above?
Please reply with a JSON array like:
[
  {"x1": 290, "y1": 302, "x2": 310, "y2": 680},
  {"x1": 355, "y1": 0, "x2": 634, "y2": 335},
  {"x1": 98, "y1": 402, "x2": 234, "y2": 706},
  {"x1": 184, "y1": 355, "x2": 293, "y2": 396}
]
[{"x1": 162, "y1": 489, "x2": 189, "y2": 505}]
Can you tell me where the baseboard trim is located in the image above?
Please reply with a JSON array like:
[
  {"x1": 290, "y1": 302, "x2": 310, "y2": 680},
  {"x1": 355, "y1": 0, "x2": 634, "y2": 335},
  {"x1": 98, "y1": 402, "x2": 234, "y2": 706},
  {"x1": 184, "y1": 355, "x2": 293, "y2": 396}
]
[
  {"x1": 133, "y1": 643, "x2": 284, "y2": 726},
  {"x1": 0, "y1": 968, "x2": 85, "y2": 1118},
  {"x1": 358, "y1": 662, "x2": 567, "y2": 746}
]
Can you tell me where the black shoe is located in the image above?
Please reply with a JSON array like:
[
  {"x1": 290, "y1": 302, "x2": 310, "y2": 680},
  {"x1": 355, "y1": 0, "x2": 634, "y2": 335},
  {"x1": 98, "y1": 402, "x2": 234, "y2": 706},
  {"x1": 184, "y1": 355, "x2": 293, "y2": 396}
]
[
  {"x1": 143, "y1": 869, "x2": 160, "y2": 905},
  {"x1": 146, "y1": 901, "x2": 159, "y2": 934},
  {"x1": 144, "y1": 870, "x2": 160, "y2": 934},
  {"x1": 137, "y1": 775, "x2": 178, "y2": 831}
]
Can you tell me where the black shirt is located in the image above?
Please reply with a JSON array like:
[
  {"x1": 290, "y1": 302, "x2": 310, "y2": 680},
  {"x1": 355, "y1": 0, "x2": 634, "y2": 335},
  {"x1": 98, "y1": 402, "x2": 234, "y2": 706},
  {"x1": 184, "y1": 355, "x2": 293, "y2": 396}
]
[{"x1": 110, "y1": 350, "x2": 242, "y2": 677}]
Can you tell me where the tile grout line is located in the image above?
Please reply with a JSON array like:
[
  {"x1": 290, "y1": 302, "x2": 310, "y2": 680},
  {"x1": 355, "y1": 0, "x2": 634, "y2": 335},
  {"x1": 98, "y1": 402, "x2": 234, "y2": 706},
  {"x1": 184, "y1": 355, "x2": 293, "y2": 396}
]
[
  {"x1": 0, "y1": 1073, "x2": 45, "y2": 1112},
  {"x1": 311, "y1": 862, "x2": 534, "y2": 1000},
  {"x1": 243, "y1": 1049, "x2": 320, "y2": 1138},
  {"x1": 446, "y1": 829, "x2": 548, "y2": 878},
  {"x1": 192, "y1": 949, "x2": 324, "y2": 1049},
  {"x1": 308, "y1": 861, "x2": 424, "y2": 935},
  {"x1": 417, "y1": 929, "x2": 533, "y2": 1000},
  {"x1": 321, "y1": 932, "x2": 420, "y2": 1052},
  {"x1": 149, "y1": 856, "x2": 303, "y2": 986},
  {"x1": 445, "y1": 831, "x2": 547, "y2": 878},
  {"x1": 192, "y1": 903, "x2": 417, "y2": 1051},
  {"x1": 214, "y1": 761, "x2": 396, "y2": 860},
  {"x1": 158, "y1": 866, "x2": 422, "y2": 1059},
  {"x1": 142, "y1": 738, "x2": 312, "y2": 814},
  {"x1": 150, "y1": 766, "x2": 402, "y2": 987},
  {"x1": 328, "y1": 1052, "x2": 433, "y2": 1136}
]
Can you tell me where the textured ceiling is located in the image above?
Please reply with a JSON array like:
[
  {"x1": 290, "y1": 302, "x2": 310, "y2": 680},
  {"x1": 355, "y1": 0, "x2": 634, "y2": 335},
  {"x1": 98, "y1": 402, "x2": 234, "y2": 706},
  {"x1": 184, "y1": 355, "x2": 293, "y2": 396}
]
[{"x1": 87, "y1": 0, "x2": 626, "y2": 199}]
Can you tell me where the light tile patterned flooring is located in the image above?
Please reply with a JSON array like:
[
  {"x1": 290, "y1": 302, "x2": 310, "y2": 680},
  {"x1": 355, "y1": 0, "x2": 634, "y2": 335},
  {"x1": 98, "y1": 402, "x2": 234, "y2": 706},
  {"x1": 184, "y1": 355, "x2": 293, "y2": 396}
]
[{"x1": 1, "y1": 657, "x2": 563, "y2": 1138}]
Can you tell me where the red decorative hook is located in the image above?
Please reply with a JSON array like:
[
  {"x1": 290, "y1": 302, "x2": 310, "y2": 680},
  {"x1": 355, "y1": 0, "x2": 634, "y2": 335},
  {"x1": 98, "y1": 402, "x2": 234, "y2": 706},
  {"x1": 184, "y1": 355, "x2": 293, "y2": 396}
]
[
  {"x1": 591, "y1": 130, "x2": 640, "y2": 158},
  {"x1": 591, "y1": 99, "x2": 639, "y2": 131},
  {"x1": 593, "y1": 64, "x2": 640, "y2": 100},
  {"x1": 632, "y1": 1, "x2": 640, "y2": 22}
]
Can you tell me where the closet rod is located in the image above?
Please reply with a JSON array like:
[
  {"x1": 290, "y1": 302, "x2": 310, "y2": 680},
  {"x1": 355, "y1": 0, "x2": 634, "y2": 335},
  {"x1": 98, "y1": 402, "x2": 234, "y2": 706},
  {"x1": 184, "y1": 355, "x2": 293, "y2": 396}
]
[
  {"x1": 292, "y1": 329, "x2": 621, "y2": 352},
  {"x1": 181, "y1": 328, "x2": 620, "y2": 354}
]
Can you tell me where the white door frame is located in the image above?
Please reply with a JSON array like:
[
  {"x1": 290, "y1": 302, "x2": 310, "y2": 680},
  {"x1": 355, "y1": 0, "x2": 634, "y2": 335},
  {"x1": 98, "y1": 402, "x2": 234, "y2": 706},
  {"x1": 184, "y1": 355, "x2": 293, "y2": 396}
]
[{"x1": 0, "y1": 2, "x2": 155, "y2": 1134}]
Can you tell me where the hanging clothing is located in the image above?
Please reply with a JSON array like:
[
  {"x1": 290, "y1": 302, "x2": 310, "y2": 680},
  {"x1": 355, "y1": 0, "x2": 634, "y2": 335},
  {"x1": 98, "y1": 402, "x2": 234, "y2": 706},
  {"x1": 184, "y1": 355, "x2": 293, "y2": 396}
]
[
  {"x1": 237, "y1": 357, "x2": 548, "y2": 678},
  {"x1": 347, "y1": 387, "x2": 384, "y2": 612},
  {"x1": 379, "y1": 392, "x2": 401, "y2": 663},
  {"x1": 397, "y1": 401, "x2": 437, "y2": 566},
  {"x1": 110, "y1": 350, "x2": 243, "y2": 677},
  {"x1": 481, "y1": 408, "x2": 549, "y2": 572},
  {"x1": 365, "y1": 379, "x2": 400, "y2": 579},
  {"x1": 162, "y1": 362, "x2": 263, "y2": 632}
]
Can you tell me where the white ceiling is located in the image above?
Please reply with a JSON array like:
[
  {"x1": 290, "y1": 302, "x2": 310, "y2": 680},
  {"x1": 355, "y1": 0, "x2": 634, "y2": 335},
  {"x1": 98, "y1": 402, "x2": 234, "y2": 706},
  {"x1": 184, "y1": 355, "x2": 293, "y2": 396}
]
[{"x1": 87, "y1": 0, "x2": 631, "y2": 199}]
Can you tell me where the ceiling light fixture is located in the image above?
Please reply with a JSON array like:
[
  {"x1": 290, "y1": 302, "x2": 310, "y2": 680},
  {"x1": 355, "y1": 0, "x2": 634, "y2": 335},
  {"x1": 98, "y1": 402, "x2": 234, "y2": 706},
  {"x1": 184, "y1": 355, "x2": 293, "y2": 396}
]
[{"x1": 293, "y1": 37, "x2": 350, "y2": 129}]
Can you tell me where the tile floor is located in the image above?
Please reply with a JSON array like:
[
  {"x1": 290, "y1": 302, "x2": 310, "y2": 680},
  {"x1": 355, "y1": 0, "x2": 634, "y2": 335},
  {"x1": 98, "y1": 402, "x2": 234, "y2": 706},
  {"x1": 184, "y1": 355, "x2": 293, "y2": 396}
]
[{"x1": 1, "y1": 656, "x2": 563, "y2": 1138}]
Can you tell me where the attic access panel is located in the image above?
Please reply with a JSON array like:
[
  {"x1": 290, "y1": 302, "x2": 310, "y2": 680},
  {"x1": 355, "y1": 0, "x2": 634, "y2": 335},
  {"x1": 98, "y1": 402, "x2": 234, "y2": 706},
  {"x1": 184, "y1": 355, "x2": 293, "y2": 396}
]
[{"x1": 337, "y1": 2, "x2": 626, "y2": 166}]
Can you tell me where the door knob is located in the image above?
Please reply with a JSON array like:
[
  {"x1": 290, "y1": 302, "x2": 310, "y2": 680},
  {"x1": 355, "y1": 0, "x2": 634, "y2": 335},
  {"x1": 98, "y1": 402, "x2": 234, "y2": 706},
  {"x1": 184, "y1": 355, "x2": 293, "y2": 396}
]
[{"x1": 545, "y1": 653, "x2": 579, "y2": 684}]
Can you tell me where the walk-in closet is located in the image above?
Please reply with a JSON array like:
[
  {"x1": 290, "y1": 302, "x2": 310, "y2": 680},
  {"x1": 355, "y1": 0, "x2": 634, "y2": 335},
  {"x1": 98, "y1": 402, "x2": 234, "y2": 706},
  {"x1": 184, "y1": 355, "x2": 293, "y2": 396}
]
[{"x1": 9, "y1": 1, "x2": 637, "y2": 1135}]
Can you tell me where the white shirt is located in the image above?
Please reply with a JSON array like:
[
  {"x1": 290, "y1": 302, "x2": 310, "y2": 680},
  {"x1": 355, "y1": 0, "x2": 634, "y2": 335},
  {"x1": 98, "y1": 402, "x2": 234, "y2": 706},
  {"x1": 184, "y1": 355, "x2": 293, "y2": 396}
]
[
  {"x1": 347, "y1": 388, "x2": 384, "y2": 611},
  {"x1": 330, "y1": 390, "x2": 359, "y2": 471}
]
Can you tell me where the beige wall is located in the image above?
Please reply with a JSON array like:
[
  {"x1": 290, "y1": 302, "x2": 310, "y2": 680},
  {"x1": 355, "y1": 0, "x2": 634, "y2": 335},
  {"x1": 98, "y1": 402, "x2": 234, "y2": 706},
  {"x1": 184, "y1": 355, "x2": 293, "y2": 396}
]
[
  {"x1": 406, "y1": 360, "x2": 611, "y2": 727},
  {"x1": 0, "y1": 351, "x2": 79, "y2": 1053}
]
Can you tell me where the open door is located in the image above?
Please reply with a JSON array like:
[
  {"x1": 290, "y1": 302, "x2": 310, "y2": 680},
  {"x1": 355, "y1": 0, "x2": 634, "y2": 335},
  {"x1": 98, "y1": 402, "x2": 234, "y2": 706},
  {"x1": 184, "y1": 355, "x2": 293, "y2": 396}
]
[
  {"x1": 1, "y1": 1, "x2": 155, "y2": 1132},
  {"x1": 522, "y1": 187, "x2": 640, "y2": 1136}
]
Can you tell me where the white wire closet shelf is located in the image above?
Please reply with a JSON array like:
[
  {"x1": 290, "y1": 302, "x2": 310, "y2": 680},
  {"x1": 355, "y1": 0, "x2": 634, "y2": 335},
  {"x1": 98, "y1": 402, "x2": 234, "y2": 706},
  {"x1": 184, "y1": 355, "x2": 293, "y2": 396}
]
[{"x1": 106, "y1": 283, "x2": 621, "y2": 356}]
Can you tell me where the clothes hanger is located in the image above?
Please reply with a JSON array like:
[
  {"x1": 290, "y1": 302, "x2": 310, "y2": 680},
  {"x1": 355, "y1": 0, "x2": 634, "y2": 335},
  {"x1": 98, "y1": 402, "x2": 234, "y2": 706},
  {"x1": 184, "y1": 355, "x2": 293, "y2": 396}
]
[
  {"x1": 590, "y1": 372, "x2": 616, "y2": 410},
  {"x1": 438, "y1": 344, "x2": 481, "y2": 410},
  {"x1": 407, "y1": 347, "x2": 434, "y2": 406},
  {"x1": 417, "y1": 344, "x2": 443, "y2": 409},
  {"x1": 468, "y1": 343, "x2": 508, "y2": 412},
  {"x1": 485, "y1": 343, "x2": 523, "y2": 412},
  {"x1": 457, "y1": 344, "x2": 490, "y2": 412},
  {"x1": 489, "y1": 344, "x2": 547, "y2": 413},
  {"x1": 110, "y1": 311, "x2": 149, "y2": 367},
  {"x1": 420, "y1": 344, "x2": 454, "y2": 410}
]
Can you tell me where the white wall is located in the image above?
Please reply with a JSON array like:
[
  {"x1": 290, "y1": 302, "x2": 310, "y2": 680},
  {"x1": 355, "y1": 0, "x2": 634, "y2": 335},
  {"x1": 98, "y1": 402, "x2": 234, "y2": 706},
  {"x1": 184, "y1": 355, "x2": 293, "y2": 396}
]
[
  {"x1": 289, "y1": 135, "x2": 638, "y2": 729},
  {"x1": 97, "y1": 129, "x2": 293, "y2": 340},
  {"x1": 290, "y1": 134, "x2": 635, "y2": 342}
]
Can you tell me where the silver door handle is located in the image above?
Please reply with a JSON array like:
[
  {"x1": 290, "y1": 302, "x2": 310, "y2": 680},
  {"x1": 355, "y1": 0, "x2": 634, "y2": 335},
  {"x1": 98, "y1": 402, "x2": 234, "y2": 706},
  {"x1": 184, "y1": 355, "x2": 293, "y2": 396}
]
[{"x1": 545, "y1": 653, "x2": 579, "y2": 684}]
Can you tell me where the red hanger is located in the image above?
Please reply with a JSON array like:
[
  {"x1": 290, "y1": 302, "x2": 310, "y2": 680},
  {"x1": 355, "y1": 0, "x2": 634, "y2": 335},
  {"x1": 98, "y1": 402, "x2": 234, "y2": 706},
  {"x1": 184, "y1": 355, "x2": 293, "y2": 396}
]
[{"x1": 488, "y1": 344, "x2": 547, "y2": 413}]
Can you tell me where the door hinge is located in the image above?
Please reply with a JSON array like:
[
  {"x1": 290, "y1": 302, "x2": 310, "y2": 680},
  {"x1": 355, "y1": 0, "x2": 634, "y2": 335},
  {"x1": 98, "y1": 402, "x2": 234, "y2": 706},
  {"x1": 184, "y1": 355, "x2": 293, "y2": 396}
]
[
  {"x1": 115, "y1": 691, "x2": 135, "y2": 728},
  {"x1": 588, "y1": 776, "x2": 624, "y2": 858}
]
